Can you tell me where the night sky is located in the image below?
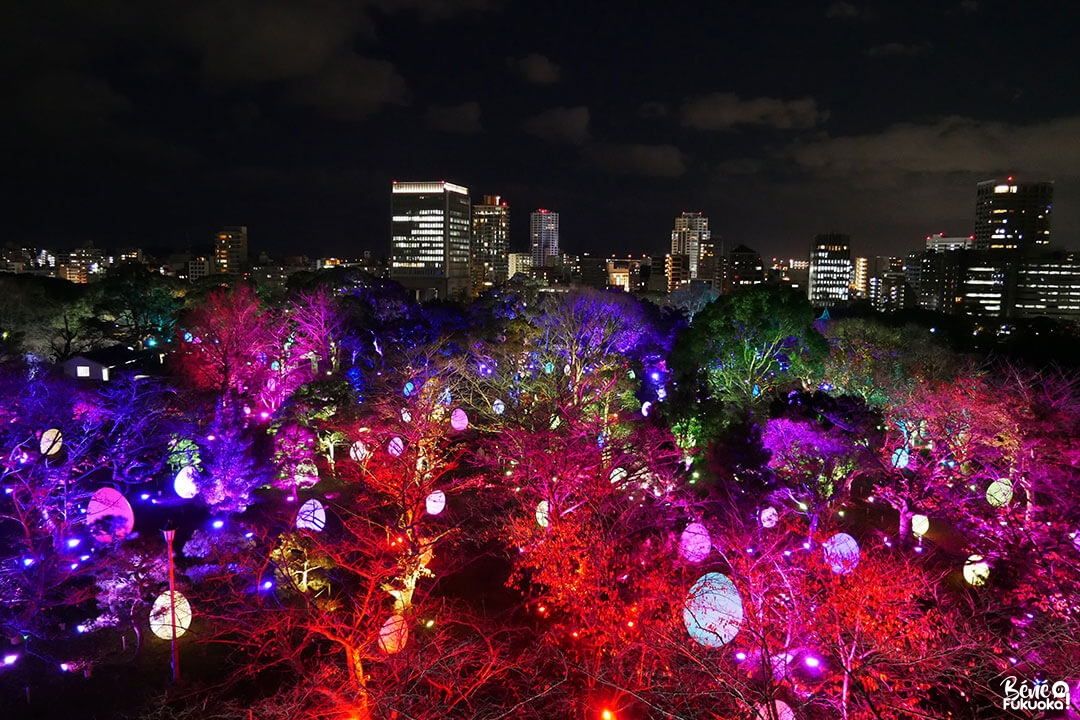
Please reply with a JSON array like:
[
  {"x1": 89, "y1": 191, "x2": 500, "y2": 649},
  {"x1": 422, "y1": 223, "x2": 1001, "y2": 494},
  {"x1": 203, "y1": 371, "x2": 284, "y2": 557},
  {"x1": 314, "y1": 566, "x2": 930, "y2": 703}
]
[{"x1": 3, "y1": 1, "x2": 1079, "y2": 261}]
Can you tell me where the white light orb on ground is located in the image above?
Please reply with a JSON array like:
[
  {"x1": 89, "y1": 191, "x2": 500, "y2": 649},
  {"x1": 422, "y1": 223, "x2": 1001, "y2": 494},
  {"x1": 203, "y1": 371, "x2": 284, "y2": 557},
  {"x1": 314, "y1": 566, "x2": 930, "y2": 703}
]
[
  {"x1": 86, "y1": 488, "x2": 135, "y2": 542},
  {"x1": 609, "y1": 467, "x2": 628, "y2": 484},
  {"x1": 400, "y1": 408, "x2": 412, "y2": 424},
  {"x1": 150, "y1": 591, "x2": 192, "y2": 640},
  {"x1": 378, "y1": 614, "x2": 408, "y2": 654},
  {"x1": 563, "y1": 363, "x2": 571, "y2": 376},
  {"x1": 911, "y1": 514, "x2": 930, "y2": 537},
  {"x1": 426, "y1": 490, "x2": 446, "y2": 515},
  {"x1": 349, "y1": 440, "x2": 370, "y2": 462},
  {"x1": 964, "y1": 554, "x2": 990, "y2": 586},
  {"x1": 174, "y1": 466, "x2": 199, "y2": 499},
  {"x1": 891, "y1": 446, "x2": 910, "y2": 469},
  {"x1": 679, "y1": 522, "x2": 712, "y2": 564},
  {"x1": 683, "y1": 572, "x2": 744, "y2": 647},
  {"x1": 535, "y1": 500, "x2": 550, "y2": 528},
  {"x1": 296, "y1": 499, "x2": 327, "y2": 532},
  {"x1": 986, "y1": 478, "x2": 1013, "y2": 507},
  {"x1": 40, "y1": 428, "x2": 63, "y2": 456},
  {"x1": 752, "y1": 701, "x2": 796, "y2": 720},
  {"x1": 822, "y1": 532, "x2": 860, "y2": 574},
  {"x1": 388, "y1": 437, "x2": 405, "y2": 457},
  {"x1": 759, "y1": 507, "x2": 779, "y2": 529},
  {"x1": 549, "y1": 414, "x2": 561, "y2": 430},
  {"x1": 492, "y1": 399, "x2": 505, "y2": 415},
  {"x1": 641, "y1": 401, "x2": 652, "y2": 417},
  {"x1": 450, "y1": 408, "x2": 469, "y2": 431}
]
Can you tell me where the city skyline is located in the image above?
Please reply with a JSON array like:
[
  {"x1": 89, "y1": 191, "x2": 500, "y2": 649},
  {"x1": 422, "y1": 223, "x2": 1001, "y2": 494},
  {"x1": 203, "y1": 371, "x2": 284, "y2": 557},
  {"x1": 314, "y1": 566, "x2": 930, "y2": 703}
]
[{"x1": 3, "y1": 3, "x2": 1080, "y2": 260}]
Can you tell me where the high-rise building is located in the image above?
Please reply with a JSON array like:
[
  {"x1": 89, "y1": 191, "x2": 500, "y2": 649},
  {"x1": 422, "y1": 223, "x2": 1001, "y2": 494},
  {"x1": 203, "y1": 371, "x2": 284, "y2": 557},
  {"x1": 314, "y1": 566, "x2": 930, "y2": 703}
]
[
  {"x1": 508, "y1": 252, "x2": 533, "y2": 279},
  {"x1": 530, "y1": 209, "x2": 559, "y2": 270},
  {"x1": 726, "y1": 244, "x2": 765, "y2": 291},
  {"x1": 926, "y1": 232, "x2": 974, "y2": 252},
  {"x1": 471, "y1": 195, "x2": 510, "y2": 291},
  {"x1": 215, "y1": 226, "x2": 248, "y2": 275},
  {"x1": 852, "y1": 257, "x2": 869, "y2": 297},
  {"x1": 974, "y1": 178, "x2": 1053, "y2": 250},
  {"x1": 390, "y1": 181, "x2": 472, "y2": 300},
  {"x1": 808, "y1": 233, "x2": 852, "y2": 307},
  {"x1": 671, "y1": 212, "x2": 710, "y2": 281},
  {"x1": 1014, "y1": 251, "x2": 1080, "y2": 321}
]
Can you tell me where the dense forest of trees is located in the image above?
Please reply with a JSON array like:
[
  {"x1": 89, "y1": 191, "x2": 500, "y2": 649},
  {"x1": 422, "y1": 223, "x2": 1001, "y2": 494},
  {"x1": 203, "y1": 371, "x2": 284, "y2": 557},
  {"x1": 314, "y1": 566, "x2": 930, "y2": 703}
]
[{"x1": 1, "y1": 269, "x2": 1078, "y2": 719}]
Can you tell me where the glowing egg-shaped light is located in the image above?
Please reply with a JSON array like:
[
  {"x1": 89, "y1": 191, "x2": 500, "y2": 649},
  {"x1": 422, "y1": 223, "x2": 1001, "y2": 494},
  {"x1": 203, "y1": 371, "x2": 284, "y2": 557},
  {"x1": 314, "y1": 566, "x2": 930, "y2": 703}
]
[
  {"x1": 891, "y1": 447, "x2": 910, "y2": 469},
  {"x1": 296, "y1": 499, "x2": 327, "y2": 532},
  {"x1": 679, "y1": 522, "x2": 712, "y2": 564},
  {"x1": 563, "y1": 363, "x2": 571, "y2": 376},
  {"x1": 535, "y1": 500, "x2": 550, "y2": 528},
  {"x1": 388, "y1": 437, "x2": 404, "y2": 457},
  {"x1": 822, "y1": 532, "x2": 860, "y2": 574},
  {"x1": 450, "y1": 408, "x2": 469, "y2": 431},
  {"x1": 86, "y1": 488, "x2": 135, "y2": 542},
  {"x1": 378, "y1": 614, "x2": 408, "y2": 655},
  {"x1": 426, "y1": 490, "x2": 446, "y2": 515},
  {"x1": 683, "y1": 572, "x2": 744, "y2": 648},
  {"x1": 963, "y1": 554, "x2": 990, "y2": 586},
  {"x1": 149, "y1": 591, "x2": 192, "y2": 640},
  {"x1": 986, "y1": 478, "x2": 1013, "y2": 507},
  {"x1": 173, "y1": 466, "x2": 199, "y2": 499},
  {"x1": 911, "y1": 514, "x2": 930, "y2": 537},
  {"x1": 753, "y1": 701, "x2": 795, "y2": 720},
  {"x1": 550, "y1": 414, "x2": 561, "y2": 430},
  {"x1": 609, "y1": 467, "x2": 628, "y2": 484},
  {"x1": 403, "y1": 381, "x2": 415, "y2": 397},
  {"x1": 544, "y1": 362, "x2": 554, "y2": 375},
  {"x1": 641, "y1": 401, "x2": 652, "y2": 417},
  {"x1": 40, "y1": 428, "x2": 63, "y2": 456},
  {"x1": 349, "y1": 440, "x2": 370, "y2": 462},
  {"x1": 492, "y1": 399, "x2": 505, "y2": 415},
  {"x1": 759, "y1": 507, "x2": 779, "y2": 529},
  {"x1": 440, "y1": 388, "x2": 452, "y2": 406},
  {"x1": 401, "y1": 408, "x2": 412, "y2": 424}
]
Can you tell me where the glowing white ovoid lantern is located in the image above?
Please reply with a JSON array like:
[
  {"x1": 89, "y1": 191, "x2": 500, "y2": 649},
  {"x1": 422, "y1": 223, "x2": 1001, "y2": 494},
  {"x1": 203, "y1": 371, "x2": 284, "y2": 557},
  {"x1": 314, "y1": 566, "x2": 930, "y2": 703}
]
[
  {"x1": 296, "y1": 499, "x2": 327, "y2": 532},
  {"x1": 609, "y1": 467, "x2": 628, "y2": 484},
  {"x1": 388, "y1": 437, "x2": 405, "y2": 457},
  {"x1": 450, "y1": 408, "x2": 469, "y2": 431},
  {"x1": 964, "y1": 554, "x2": 990, "y2": 586},
  {"x1": 679, "y1": 522, "x2": 712, "y2": 564},
  {"x1": 349, "y1": 440, "x2": 370, "y2": 462},
  {"x1": 911, "y1": 514, "x2": 930, "y2": 537},
  {"x1": 426, "y1": 490, "x2": 446, "y2": 515},
  {"x1": 378, "y1": 614, "x2": 408, "y2": 654},
  {"x1": 986, "y1": 478, "x2": 1013, "y2": 507},
  {"x1": 753, "y1": 701, "x2": 795, "y2": 720},
  {"x1": 174, "y1": 466, "x2": 199, "y2": 499},
  {"x1": 535, "y1": 500, "x2": 550, "y2": 528},
  {"x1": 150, "y1": 590, "x2": 192, "y2": 640},
  {"x1": 563, "y1": 363, "x2": 571, "y2": 376},
  {"x1": 822, "y1": 532, "x2": 860, "y2": 574},
  {"x1": 891, "y1": 447, "x2": 910, "y2": 469},
  {"x1": 401, "y1": 408, "x2": 412, "y2": 424},
  {"x1": 683, "y1": 572, "x2": 744, "y2": 648},
  {"x1": 641, "y1": 401, "x2": 652, "y2": 417},
  {"x1": 86, "y1": 488, "x2": 135, "y2": 542},
  {"x1": 759, "y1": 507, "x2": 779, "y2": 529},
  {"x1": 549, "y1": 414, "x2": 561, "y2": 430},
  {"x1": 492, "y1": 399, "x2": 505, "y2": 415},
  {"x1": 294, "y1": 460, "x2": 319, "y2": 487},
  {"x1": 40, "y1": 428, "x2": 63, "y2": 456}
]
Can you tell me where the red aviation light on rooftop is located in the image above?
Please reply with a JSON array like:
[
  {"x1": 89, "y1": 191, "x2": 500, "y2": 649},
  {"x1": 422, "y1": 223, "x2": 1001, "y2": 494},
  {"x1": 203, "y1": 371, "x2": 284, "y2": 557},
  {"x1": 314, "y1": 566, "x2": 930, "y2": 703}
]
[
  {"x1": 1008, "y1": 175, "x2": 1014, "y2": 182},
  {"x1": 538, "y1": 208, "x2": 549, "y2": 213}
]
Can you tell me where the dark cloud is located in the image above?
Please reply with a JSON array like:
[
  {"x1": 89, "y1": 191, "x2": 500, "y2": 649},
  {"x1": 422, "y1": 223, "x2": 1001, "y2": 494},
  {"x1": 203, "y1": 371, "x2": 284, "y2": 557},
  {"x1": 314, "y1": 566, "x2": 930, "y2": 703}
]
[
  {"x1": 638, "y1": 101, "x2": 669, "y2": 119},
  {"x1": 373, "y1": 0, "x2": 503, "y2": 21},
  {"x1": 508, "y1": 53, "x2": 560, "y2": 85},
  {"x1": 825, "y1": 1, "x2": 860, "y2": 19},
  {"x1": 866, "y1": 42, "x2": 932, "y2": 58},
  {"x1": 285, "y1": 52, "x2": 408, "y2": 119},
  {"x1": 587, "y1": 143, "x2": 686, "y2": 178},
  {"x1": 681, "y1": 93, "x2": 827, "y2": 131},
  {"x1": 427, "y1": 102, "x2": 484, "y2": 134},
  {"x1": 522, "y1": 106, "x2": 590, "y2": 144},
  {"x1": 14, "y1": 73, "x2": 131, "y2": 138}
]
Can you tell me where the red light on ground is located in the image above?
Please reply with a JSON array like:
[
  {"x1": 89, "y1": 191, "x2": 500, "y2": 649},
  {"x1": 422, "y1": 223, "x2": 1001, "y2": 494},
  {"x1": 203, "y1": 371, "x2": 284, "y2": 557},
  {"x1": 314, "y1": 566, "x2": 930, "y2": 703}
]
[{"x1": 602, "y1": 711, "x2": 614, "y2": 720}]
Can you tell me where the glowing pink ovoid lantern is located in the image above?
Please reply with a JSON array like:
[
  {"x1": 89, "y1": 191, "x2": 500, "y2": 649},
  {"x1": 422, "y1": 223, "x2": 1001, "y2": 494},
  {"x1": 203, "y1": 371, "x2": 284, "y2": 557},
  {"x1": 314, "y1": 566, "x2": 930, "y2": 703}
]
[
  {"x1": 679, "y1": 522, "x2": 712, "y2": 564},
  {"x1": 450, "y1": 408, "x2": 469, "y2": 431}
]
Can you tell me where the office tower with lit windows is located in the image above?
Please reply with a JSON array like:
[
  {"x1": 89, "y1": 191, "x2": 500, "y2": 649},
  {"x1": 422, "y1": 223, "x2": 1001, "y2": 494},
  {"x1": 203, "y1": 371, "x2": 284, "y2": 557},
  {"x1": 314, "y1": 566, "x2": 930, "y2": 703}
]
[
  {"x1": 215, "y1": 226, "x2": 248, "y2": 275},
  {"x1": 390, "y1": 181, "x2": 472, "y2": 300},
  {"x1": 530, "y1": 209, "x2": 559, "y2": 270},
  {"x1": 808, "y1": 233, "x2": 852, "y2": 306},
  {"x1": 471, "y1": 195, "x2": 510, "y2": 290},
  {"x1": 726, "y1": 244, "x2": 765, "y2": 290},
  {"x1": 671, "y1": 212, "x2": 711, "y2": 281},
  {"x1": 974, "y1": 178, "x2": 1053, "y2": 250}
]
